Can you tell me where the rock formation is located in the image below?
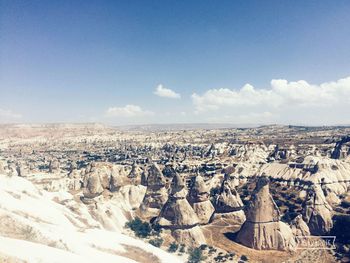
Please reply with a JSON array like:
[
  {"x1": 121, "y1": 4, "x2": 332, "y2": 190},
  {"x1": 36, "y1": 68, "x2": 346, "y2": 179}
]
[
  {"x1": 127, "y1": 162, "x2": 143, "y2": 185},
  {"x1": 162, "y1": 163, "x2": 177, "y2": 178},
  {"x1": 128, "y1": 162, "x2": 142, "y2": 178},
  {"x1": 48, "y1": 159, "x2": 60, "y2": 173},
  {"x1": 237, "y1": 177, "x2": 296, "y2": 251},
  {"x1": 139, "y1": 163, "x2": 168, "y2": 218},
  {"x1": 155, "y1": 173, "x2": 206, "y2": 246},
  {"x1": 15, "y1": 162, "x2": 27, "y2": 177},
  {"x1": 331, "y1": 136, "x2": 350, "y2": 159},
  {"x1": 110, "y1": 165, "x2": 130, "y2": 190},
  {"x1": 290, "y1": 214, "x2": 310, "y2": 236},
  {"x1": 0, "y1": 161, "x2": 5, "y2": 174},
  {"x1": 211, "y1": 178, "x2": 246, "y2": 226},
  {"x1": 188, "y1": 175, "x2": 215, "y2": 224},
  {"x1": 82, "y1": 171, "x2": 104, "y2": 199},
  {"x1": 7, "y1": 163, "x2": 18, "y2": 177},
  {"x1": 303, "y1": 184, "x2": 333, "y2": 235}
]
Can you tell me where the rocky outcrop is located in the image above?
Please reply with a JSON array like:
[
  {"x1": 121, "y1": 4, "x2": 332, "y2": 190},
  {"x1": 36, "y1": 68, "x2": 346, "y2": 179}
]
[
  {"x1": 290, "y1": 215, "x2": 310, "y2": 236},
  {"x1": 331, "y1": 136, "x2": 350, "y2": 159},
  {"x1": 15, "y1": 162, "x2": 27, "y2": 177},
  {"x1": 268, "y1": 144, "x2": 288, "y2": 162},
  {"x1": 81, "y1": 163, "x2": 130, "y2": 200},
  {"x1": 7, "y1": 163, "x2": 19, "y2": 177},
  {"x1": 0, "y1": 161, "x2": 5, "y2": 174},
  {"x1": 139, "y1": 163, "x2": 168, "y2": 218},
  {"x1": 188, "y1": 175, "x2": 215, "y2": 224},
  {"x1": 211, "y1": 178, "x2": 246, "y2": 226},
  {"x1": 162, "y1": 163, "x2": 177, "y2": 178},
  {"x1": 237, "y1": 177, "x2": 296, "y2": 251},
  {"x1": 48, "y1": 159, "x2": 60, "y2": 173},
  {"x1": 68, "y1": 166, "x2": 82, "y2": 191},
  {"x1": 128, "y1": 162, "x2": 143, "y2": 183},
  {"x1": 82, "y1": 171, "x2": 104, "y2": 199},
  {"x1": 110, "y1": 165, "x2": 130, "y2": 190},
  {"x1": 303, "y1": 184, "x2": 333, "y2": 235},
  {"x1": 155, "y1": 173, "x2": 206, "y2": 246},
  {"x1": 119, "y1": 185, "x2": 147, "y2": 210}
]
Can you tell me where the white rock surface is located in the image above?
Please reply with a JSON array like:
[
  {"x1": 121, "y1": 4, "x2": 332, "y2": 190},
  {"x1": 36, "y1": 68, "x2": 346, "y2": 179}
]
[{"x1": 0, "y1": 174, "x2": 181, "y2": 263}]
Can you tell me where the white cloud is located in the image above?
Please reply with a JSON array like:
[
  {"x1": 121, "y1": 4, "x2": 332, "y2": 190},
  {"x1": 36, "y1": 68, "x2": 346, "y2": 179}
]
[
  {"x1": 192, "y1": 76, "x2": 350, "y2": 125},
  {"x1": 0, "y1": 108, "x2": 22, "y2": 121},
  {"x1": 154, "y1": 84, "x2": 181, "y2": 99},
  {"x1": 105, "y1": 104, "x2": 154, "y2": 118}
]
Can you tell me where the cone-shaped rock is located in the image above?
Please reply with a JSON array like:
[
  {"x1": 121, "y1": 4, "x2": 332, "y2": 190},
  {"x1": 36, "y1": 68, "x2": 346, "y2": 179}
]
[
  {"x1": 156, "y1": 173, "x2": 198, "y2": 227},
  {"x1": 237, "y1": 177, "x2": 296, "y2": 251},
  {"x1": 128, "y1": 162, "x2": 142, "y2": 180},
  {"x1": 303, "y1": 184, "x2": 333, "y2": 235},
  {"x1": 290, "y1": 215, "x2": 310, "y2": 236},
  {"x1": 15, "y1": 162, "x2": 27, "y2": 177},
  {"x1": 215, "y1": 180, "x2": 244, "y2": 213},
  {"x1": 155, "y1": 173, "x2": 206, "y2": 246},
  {"x1": 139, "y1": 163, "x2": 168, "y2": 218},
  {"x1": 48, "y1": 159, "x2": 60, "y2": 173},
  {"x1": 211, "y1": 178, "x2": 246, "y2": 227},
  {"x1": 189, "y1": 175, "x2": 215, "y2": 224},
  {"x1": 82, "y1": 171, "x2": 104, "y2": 199}
]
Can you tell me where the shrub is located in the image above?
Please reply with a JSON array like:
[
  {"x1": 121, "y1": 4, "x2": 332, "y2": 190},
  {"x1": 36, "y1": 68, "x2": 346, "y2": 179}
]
[
  {"x1": 240, "y1": 255, "x2": 248, "y2": 261},
  {"x1": 188, "y1": 247, "x2": 206, "y2": 263},
  {"x1": 214, "y1": 255, "x2": 224, "y2": 262},
  {"x1": 208, "y1": 247, "x2": 217, "y2": 254},
  {"x1": 125, "y1": 217, "x2": 151, "y2": 238},
  {"x1": 179, "y1": 244, "x2": 186, "y2": 253},
  {"x1": 228, "y1": 252, "x2": 235, "y2": 257},
  {"x1": 274, "y1": 199, "x2": 283, "y2": 207},
  {"x1": 199, "y1": 244, "x2": 208, "y2": 250},
  {"x1": 210, "y1": 186, "x2": 221, "y2": 197},
  {"x1": 295, "y1": 198, "x2": 303, "y2": 204},
  {"x1": 152, "y1": 223, "x2": 162, "y2": 235},
  {"x1": 149, "y1": 237, "x2": 163, "y2": 247},
  {"x1": 168, "y1": 242, "x2": 179, "y2": 253}
]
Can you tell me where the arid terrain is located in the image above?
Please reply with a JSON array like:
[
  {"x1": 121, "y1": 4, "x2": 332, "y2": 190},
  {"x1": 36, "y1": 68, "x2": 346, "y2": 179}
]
[{"x1": 0, "y1": 123, "x2": 349, "y2": 263}]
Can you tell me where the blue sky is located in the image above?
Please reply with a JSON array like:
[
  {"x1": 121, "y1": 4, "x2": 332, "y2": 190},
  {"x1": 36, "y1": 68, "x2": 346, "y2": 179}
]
[{"x1": 1, "y1": 0, "x2": 350, "y2": 125}]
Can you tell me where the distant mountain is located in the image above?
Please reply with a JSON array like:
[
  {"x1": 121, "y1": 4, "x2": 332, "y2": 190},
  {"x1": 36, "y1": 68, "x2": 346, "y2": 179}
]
[{"x1": 113, "y1": 123, "x2": 259, "y2": 131}]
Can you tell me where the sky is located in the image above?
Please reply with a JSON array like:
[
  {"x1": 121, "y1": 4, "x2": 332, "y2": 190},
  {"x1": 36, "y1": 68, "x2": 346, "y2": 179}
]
[{"x1": 1, "y1": 0, "x2": 350, "y2": 126}]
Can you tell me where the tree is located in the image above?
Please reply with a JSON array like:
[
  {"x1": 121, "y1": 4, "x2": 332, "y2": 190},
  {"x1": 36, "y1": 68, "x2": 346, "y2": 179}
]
[
  {"x1": 188, "y1": 247, "x2": 206, "y2": 263},
  {"x1": 168, "y1": 242, "x2": 179, "y2": 252},
  {"x1": 149, "y1": 237, "x2": 163, "y2": 247},
  {"x1": 125, "y1": 217, "x2": 151, "y2": 238}
]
